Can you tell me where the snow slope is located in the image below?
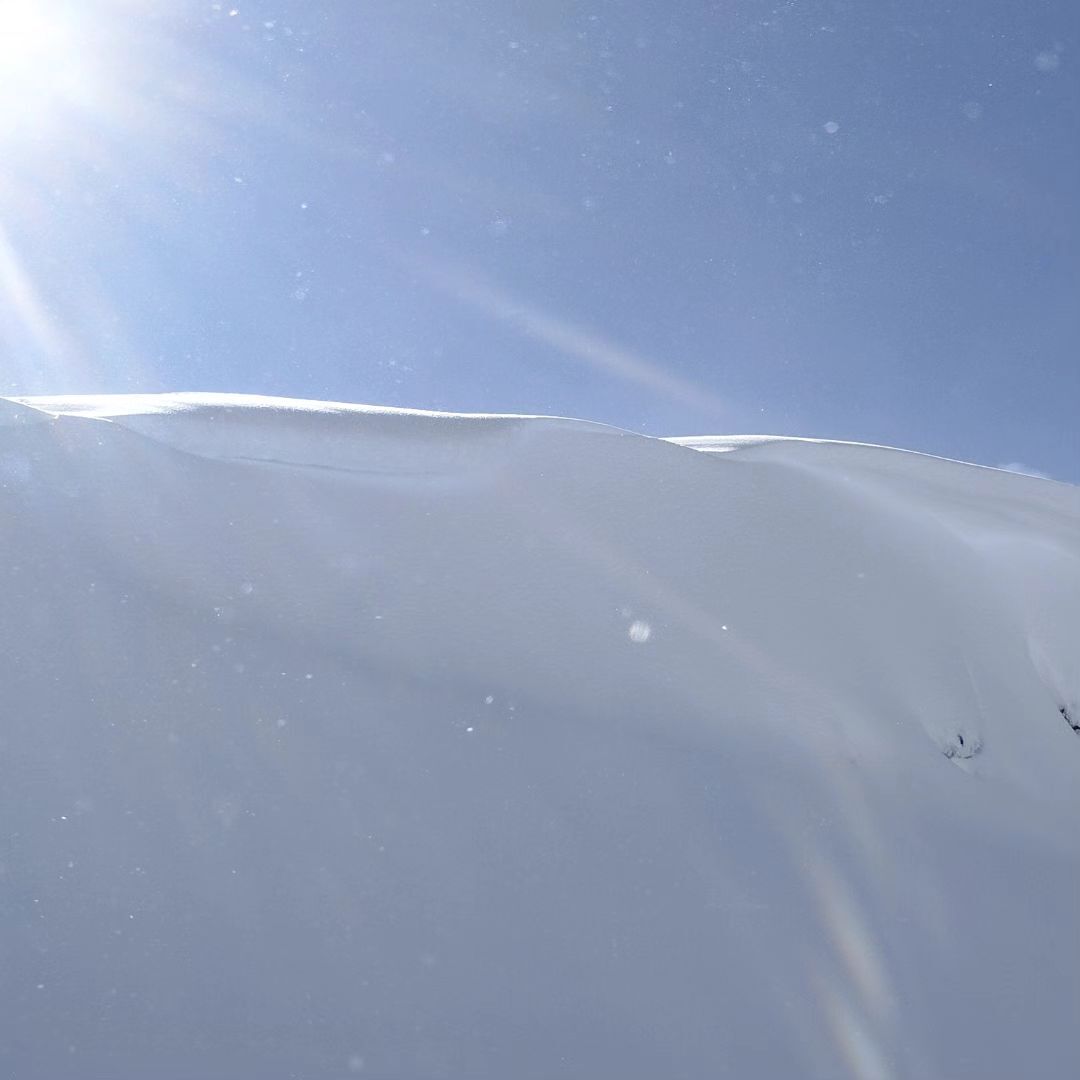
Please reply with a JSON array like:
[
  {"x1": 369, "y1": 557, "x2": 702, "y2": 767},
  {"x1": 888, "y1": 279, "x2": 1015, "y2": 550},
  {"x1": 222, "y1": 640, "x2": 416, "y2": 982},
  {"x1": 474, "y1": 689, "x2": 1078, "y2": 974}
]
[{"x1": 1, "y1": 394, "x2": 1077, "y2": 1079}]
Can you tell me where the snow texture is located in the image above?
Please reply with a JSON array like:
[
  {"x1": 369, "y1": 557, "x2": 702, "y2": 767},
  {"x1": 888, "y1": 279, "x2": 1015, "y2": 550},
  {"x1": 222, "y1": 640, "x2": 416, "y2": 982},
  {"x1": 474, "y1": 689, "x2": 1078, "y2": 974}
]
[{"x1": 2, "y1": 394, "x2": 1078, "y2": 1079}]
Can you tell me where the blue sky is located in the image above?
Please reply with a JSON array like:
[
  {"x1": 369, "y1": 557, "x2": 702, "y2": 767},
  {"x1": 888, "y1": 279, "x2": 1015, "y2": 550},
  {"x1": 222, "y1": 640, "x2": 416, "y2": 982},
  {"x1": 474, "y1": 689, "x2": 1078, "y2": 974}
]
[{"x1": 1, "y1": 0, "x2": 1077, "y2": 480}]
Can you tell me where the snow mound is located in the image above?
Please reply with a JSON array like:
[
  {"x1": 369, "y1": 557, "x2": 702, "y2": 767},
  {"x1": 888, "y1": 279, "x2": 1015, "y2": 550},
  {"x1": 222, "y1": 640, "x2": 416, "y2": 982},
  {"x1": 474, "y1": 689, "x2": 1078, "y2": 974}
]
[
  {"x1": 2, "y1": 394, "x2": 1077, "y2": 1079},
  {"x1": 17, "y1": 393, "x2": 625, "y2": 478}
]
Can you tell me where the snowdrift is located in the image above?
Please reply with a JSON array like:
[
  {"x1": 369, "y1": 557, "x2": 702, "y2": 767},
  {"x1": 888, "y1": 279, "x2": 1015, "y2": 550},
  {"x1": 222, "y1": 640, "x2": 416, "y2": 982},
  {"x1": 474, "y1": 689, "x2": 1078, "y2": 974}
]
[{"x1": 1, "y1": 394, "x2": 1077, "y2": 1079}]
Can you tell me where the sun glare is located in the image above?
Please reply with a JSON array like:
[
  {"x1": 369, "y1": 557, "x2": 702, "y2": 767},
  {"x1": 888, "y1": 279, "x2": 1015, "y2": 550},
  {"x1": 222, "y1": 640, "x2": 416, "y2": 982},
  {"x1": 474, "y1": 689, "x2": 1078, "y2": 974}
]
[
  {"x1": 0, "y1": 3, "x2": 91, "y2": 134},
  {"x1": 0, "y1": 0, "x2": 305, "y2": 394}
]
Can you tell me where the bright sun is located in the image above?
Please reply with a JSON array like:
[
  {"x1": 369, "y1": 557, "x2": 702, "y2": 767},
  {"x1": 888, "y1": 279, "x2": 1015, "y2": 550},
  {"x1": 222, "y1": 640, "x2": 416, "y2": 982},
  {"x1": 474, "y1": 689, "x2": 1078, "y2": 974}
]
[{"x1": 0, "y1": 3, "x2": 90, "y2": 136}]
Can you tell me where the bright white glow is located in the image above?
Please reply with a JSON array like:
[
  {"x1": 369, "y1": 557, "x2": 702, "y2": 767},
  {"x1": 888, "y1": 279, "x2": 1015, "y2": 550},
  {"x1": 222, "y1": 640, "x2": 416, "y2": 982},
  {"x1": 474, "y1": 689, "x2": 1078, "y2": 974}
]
[
  {"x1": 0, "y1": 3, "x2": 92, "y2": 136},
  {"x1": 0, "y1": 1, "x2": 259, "y2": 390}
]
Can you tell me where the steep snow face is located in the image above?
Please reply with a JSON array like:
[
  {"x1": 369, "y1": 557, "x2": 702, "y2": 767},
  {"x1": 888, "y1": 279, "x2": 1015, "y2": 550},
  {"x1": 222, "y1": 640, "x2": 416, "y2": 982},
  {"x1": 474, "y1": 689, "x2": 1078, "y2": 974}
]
[{"x1": 2, "y1": 395, "x2": 1078, "y2": 1080}]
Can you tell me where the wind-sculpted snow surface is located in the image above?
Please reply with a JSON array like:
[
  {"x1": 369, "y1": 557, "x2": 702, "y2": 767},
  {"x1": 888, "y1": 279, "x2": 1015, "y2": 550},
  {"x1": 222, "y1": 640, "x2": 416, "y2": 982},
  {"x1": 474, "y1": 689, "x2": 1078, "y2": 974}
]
[{"x1": 2, "y1": 395, "x2": 1078, "y2": 1079}]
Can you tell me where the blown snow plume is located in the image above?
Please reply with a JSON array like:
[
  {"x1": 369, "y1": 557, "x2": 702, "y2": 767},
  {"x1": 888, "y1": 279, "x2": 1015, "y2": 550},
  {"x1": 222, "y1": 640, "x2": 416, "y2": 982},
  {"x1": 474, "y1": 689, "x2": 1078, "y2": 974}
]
[{"x1": 1, "y1": 394, "x2": 1078, "y2": 1079}]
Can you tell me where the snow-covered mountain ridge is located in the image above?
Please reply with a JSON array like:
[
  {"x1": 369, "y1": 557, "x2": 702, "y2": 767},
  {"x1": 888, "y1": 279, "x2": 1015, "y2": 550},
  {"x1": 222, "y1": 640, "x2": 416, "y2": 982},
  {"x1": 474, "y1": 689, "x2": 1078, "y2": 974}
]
[{"x1": 2, "y1": 394, "x2": 1077, "y2": 1079}]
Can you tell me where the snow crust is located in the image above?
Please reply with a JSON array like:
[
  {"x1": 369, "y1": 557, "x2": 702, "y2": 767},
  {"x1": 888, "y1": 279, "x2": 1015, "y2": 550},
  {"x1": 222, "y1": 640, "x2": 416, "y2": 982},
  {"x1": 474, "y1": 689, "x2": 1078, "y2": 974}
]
[{"x1": 2, "y1": 394, "x2": 1077, "y2": 1079}]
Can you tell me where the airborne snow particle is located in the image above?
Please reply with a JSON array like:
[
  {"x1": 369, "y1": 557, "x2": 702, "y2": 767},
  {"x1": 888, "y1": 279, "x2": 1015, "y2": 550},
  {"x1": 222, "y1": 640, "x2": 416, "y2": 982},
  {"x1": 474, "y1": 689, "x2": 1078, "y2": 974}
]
[
  {"x1": 823, "y1": 120, "x2": 840, "y2": 135},
  {"x1": 628, "y1": 620, "x2": 652, "y2": 643}
]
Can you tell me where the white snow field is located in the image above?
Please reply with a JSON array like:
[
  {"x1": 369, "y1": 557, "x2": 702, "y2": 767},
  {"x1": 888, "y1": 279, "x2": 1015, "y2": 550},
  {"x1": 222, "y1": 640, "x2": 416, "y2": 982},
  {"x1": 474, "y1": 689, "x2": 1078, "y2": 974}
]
[{"x1": 1, "y1": 393, "x2": 1077, "y2": 1079}]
